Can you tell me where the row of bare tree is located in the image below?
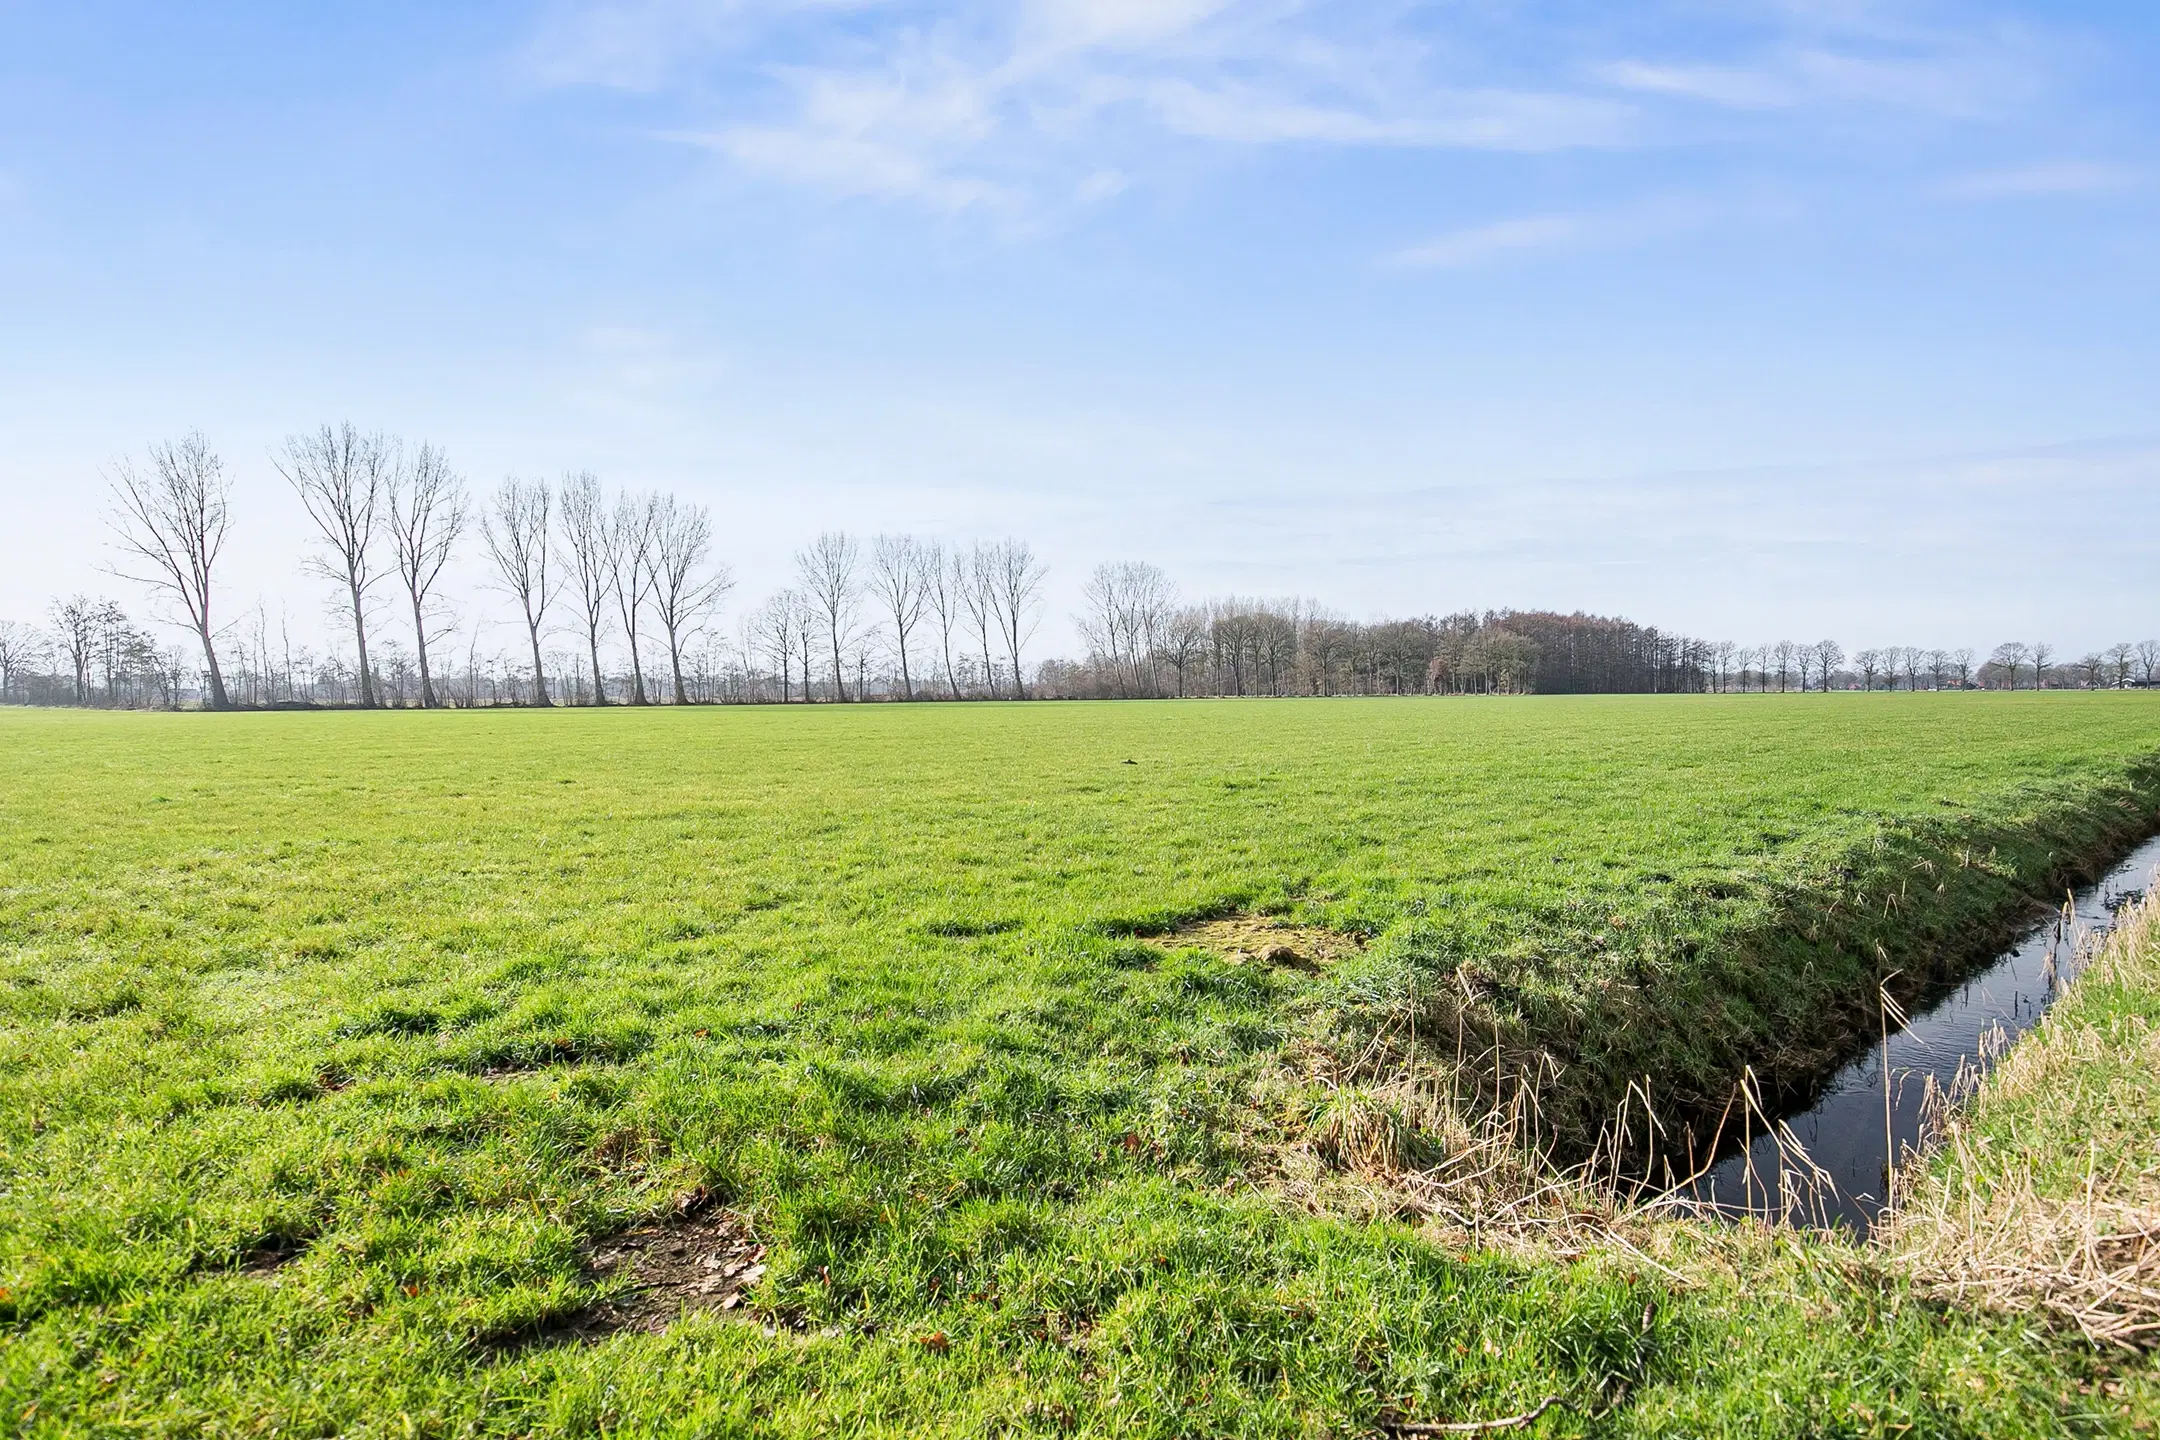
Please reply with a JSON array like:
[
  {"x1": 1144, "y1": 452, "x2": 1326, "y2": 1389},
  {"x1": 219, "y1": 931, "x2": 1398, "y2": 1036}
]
[
  {"x1": 1716, "y1": 641, "x2": 2160, "y2": 693},
  {"x1": 85, "y1": 426, "x2": 739, "y2": 708},
  {"x1": 0, "y1": 600, "x2": 183, "y2": 707},
  {"x1": 749, "y1": 535, "x2": 1047, "y2": 702},
  {"x1": 1973, "y1": 641, "x2": 2160, "y2": 690},
  {"x1": 28, "y1": 427, "x2": 1054, "y2": 709},
  {"x1": 275, "y1": 427, "x2": 736, "y2": 709},
  {"x1": 15, "y1": 427, "x2": 2155, "y2": 708}
]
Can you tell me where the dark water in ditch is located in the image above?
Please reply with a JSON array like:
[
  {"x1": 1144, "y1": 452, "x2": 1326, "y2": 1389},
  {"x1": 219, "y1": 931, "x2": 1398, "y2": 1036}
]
[{"x1": 1680, "y1": 833, "x2": 2160, "y2": 1236}]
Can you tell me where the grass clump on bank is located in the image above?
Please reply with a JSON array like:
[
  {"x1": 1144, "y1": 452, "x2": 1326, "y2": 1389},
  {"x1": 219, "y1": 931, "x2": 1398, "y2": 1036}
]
[{"x1": 3, "y1": 694, "x2": 2160, "y2": 1436}]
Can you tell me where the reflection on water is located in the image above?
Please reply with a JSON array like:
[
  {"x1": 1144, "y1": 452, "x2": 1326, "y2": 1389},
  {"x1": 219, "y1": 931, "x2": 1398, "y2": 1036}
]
[{"x1": 1679, "y1": 833, "x2": 2160, "y2": 1236}]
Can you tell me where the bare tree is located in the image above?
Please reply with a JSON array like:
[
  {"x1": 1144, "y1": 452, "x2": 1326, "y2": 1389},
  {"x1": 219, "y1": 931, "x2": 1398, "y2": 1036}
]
[
  {"x1": 789, "y1": 590, "x2": 818, "y2": 701},
  {"x1": 1855, "y1": 649, "x2": 1882, "y2": 690},
  {"x1": 1080, "y1": 560, "x2": 1176, "y2": 699},
  {"x1": 795, "y1": 531, "x2": 860, "y2": 702},
  {"x1": 1989, "y1": 642, "x2": 2029, "y2": 690},
  {"x1": 982, "y1": 539, "x2": 1047, "y2": 701},
  {"x1": 1899, "y1": 646, "x2": 1924, "y2": 692},
  {"x1": 1811, "y1": 639, "x2": 1844, "y2": 691},
  {"x1": 2030, "y1": 641, "x2": 2054, "y2": 689},
  {"x1": 847, "y1": 618, "x2": 883, "y2": 701},
  {"x1": 384, "y1": 442, "x2": 465, "y2": 709},
  {"x1": 1950, "y1": 647, "x2": 1974, "y2": 688},
  {"x1": 0, "y1": 621, "x2": 30, "y2": 702},
  {"x1": 2106, "y1": 642, "x2": 2136, "y2": 688},
  {"x1": 1156, "y1": 607, "x2": 1208, "y2": 698},
  {"x1": 482, "y1": 477, "x2": 557, "y2": 706},
  {"x1": 48, "y1": 596, "x2": 103, "y2": 705},
  {"x1": 104, "y1": 430, "x2": 234, "y2": 709},
  {"x1": 557, "y1": 472, "x2": 614, "y2": 705},
  {"x1": 2076, "y1": 652, "x2": 2106, "y2": 689},
  {"x1": 959, "y1": 544, "x2": 1001, "y2": 698},
  {"x1": 91, "y1": 600, "x2": 137, "y2": 705},
  {"x1": 924, "y1": 542, "x2": 968, "y2": 700},
  {"x1": 609, "y1": 491, "x2": 659, "y2": 705},
  {"x1": 1771, "y1": 640, "x2": 1796, "y2": 693},
  {"x1": 754, "y1": 591, "x2": 800, "y2": 701},
  {"x1": 1301, "y1": 611, "x2": 1351, "y2": 696},
  {"x1": 868, "y1": 535, "x2": 931, "y2": 700},
  {"x1": 278, "y1": 423, "x2": 393, "y2": 707},
  {"x1": 650, "y1": 494, "x2": 732, "y2": 704},
  {"x1": 1925, "y1": 649, "x2": 1950, "y2": 690},
  {"x1": 2138, "y1": 640, "x2": 2160, "y2": 685},
  {"x1": 1078, "y1": 564, "x2": 1129, "y2": 697},
  {"x1": 1705, "y1": 639, "x2": 1735, "y2": 694}
]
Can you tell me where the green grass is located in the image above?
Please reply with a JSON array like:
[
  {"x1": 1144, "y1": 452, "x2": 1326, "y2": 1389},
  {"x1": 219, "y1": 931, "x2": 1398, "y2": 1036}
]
[{"x1": 4, "y1": 694, "x2": 2159, "y2": 1436}]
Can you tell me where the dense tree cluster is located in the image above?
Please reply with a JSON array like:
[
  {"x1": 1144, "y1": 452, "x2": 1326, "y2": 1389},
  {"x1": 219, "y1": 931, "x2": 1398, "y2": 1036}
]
[
  {"x1": 1041, "y1": 566, "x2": 2157, "y2": 701},
  {"x1": 5, "y1": 430, "x2": 2155, "y2": 709}
]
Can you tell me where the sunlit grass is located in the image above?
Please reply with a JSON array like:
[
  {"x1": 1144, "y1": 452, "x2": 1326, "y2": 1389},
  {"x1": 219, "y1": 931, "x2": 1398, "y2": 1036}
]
[{"x1": 3, "y1": 694, "x2": 2158, "y2": 1436}]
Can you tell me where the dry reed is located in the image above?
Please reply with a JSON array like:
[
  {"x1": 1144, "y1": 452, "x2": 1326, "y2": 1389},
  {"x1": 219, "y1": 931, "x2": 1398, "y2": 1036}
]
[{"x1": 1882, "y1": 886, "x2": 2160, "y2": 1350}]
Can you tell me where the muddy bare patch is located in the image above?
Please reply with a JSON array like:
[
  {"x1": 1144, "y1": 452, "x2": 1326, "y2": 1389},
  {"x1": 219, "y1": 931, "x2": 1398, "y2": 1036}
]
[
  {"x1": 1158, "y1": 913, "x2": 1364, "y2": 971},
  {"x1": 491, "y1": 1192, "x2": 766, "y2": 1352},
  {"x1": 236, "y1": 1233, "x2": 311, "y2": 1282}
]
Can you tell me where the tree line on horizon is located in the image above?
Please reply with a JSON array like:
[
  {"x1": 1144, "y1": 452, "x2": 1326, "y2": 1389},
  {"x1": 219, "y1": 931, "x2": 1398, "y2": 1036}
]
[{"x1": 3, "y1": 428, "x2": 2156, "y2": 710}]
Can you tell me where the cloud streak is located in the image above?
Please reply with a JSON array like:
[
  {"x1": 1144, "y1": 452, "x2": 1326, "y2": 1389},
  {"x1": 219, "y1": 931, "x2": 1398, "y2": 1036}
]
[
  {"x1": 1941, "y1": 160, "x2": 2140, "y2": 198},
  {"x1": 531, "y1": 0, "x2": 1640, "y2": 213},
  {"x1": 527, "y1": 0, "x2": 2071, "y2": 221},
  {"x1": 1390, "y1": 215, "x2": 1583, "y2": 269}
]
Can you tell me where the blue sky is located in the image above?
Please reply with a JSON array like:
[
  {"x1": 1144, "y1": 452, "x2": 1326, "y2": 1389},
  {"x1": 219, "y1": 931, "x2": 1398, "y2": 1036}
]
[{"x1": 2, "y1": 0, "x2": 2157, "y2": 657}]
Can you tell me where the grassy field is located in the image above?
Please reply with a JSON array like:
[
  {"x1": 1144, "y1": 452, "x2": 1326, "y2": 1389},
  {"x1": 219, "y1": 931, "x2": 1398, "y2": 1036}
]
[{"x1": 5, "y1": 694, "x2": 2160, "y2": 1436}]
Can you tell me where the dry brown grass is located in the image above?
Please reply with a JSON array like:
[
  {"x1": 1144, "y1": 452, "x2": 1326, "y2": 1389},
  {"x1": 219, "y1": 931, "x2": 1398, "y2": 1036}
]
[
  {"x1": 1884, "y1": 891, "x2": 2160, "y2": 1350},
  {"x1": 1158, "y1": 912, "x2": 1367, "y2": 970},
  {"x1": 1247, "y1": 1006, "x2": 1728, "y2": 1287}
]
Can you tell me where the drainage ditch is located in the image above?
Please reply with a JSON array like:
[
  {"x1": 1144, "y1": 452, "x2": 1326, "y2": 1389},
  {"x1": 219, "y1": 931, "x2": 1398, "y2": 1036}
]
[{"x1": 1679, "y1": 832, "x2": 2160, "y2": 1236}]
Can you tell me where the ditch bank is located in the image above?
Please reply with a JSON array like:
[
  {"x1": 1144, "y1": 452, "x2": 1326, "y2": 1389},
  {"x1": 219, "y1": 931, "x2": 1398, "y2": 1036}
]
[
  {"x1": 1687, "y1": 831, "x2": 2160, "y2": 1234},
  {"x1": 1332, "y1": 757, "x2": 2160, "y2": 1182}
]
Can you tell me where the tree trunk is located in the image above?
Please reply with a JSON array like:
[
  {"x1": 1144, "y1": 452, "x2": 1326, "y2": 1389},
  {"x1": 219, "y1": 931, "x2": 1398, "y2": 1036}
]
[
  {"x1": 670, "y1": 632, "x2": 688, "y2": 705},
  {"x1": 589, "y1": 631, "x2": 608, "y2": 705},
  {"x1": 411, "y1": 594, "x2": 438, "y2": 709},
  {"x1": 350, "y1": 581, "x2": 375, "y2": 707},
  {"x1": 527, "y1": 622, "x2": 551, "y2": 706},
  {"x1": 198, "y1": 621, "x2": 230, "y2": 710},
  {"x1": 1005, "y1": 619, "x2": 1027, "y2": 701},
  {"x1": 830, "y1": 625, "x2": 849, "y2": 702}
]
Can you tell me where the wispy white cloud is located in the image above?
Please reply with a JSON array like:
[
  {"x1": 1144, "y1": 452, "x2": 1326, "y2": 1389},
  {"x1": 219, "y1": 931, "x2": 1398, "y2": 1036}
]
[
  {"x1": 1599, "y1": 2, "x2": 2049, "y2": 121},
  {"x1": 1389, "y1": 195, "x2": 1718, "y2": 270},
  {"x1": 527, "y1": 0, "x2": 2068, "y2": 220},
  {"x1": 670, "y1": 42, "x2": 1022, "y2": 212},
  {"x1": 530, "y1": 0, "x2": 1639, "y2": 214},
  {"x1": 1941, "y1": 160, "x2": 2140, "y2": 199},
  {"x1": 1390, "y1": 215, "x2": 1584, "y2": 269},
  {"x1": 1021, "y1": 0, "x2": 1233, "y2": 50},
  {"x1": 524, "y1": 0, "x2": 885, "y2": 91},
  {"x1": 1072, "y1": 167, "x2": 1127, "y2": 204},
  {"x1": 1598, "y1": 60, "x2": 1795, "y2": 110},
  {"x1": 1137, "y1": 78, "x2": 1627, "y2": 150}
]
